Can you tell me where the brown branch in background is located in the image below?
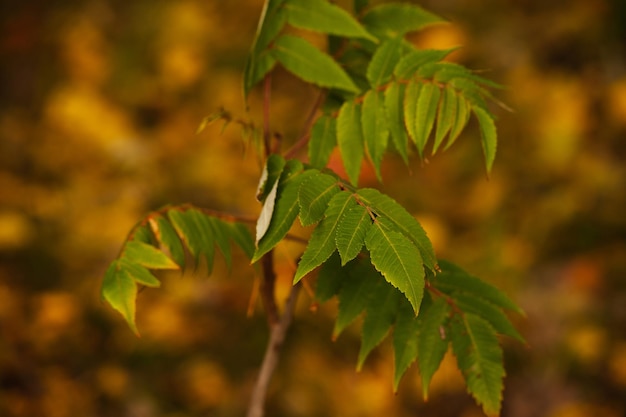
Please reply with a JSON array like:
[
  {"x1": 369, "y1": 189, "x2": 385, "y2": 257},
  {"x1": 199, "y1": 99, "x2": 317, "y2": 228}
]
[
  {"x1": 260, "y1": 252, "x2": 279, "y2": 326},
  {"x1": 246, "y1": 282, "x2": 302, "y2": 417},
  {"x1": 263, "y1": 74, "x2": 272, "y2": 156},
  {"x1": 284, "y1": 90, "x2": 326, "y2": 159}
]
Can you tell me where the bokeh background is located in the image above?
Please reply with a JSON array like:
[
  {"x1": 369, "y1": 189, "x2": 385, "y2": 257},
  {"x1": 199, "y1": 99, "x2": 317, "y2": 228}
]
[{"x1": 1, "y1": 0, "x2": 625, "y2": 416}]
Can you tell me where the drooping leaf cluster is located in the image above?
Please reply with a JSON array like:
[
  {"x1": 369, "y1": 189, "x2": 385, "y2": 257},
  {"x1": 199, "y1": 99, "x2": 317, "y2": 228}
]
[
  {"x1": 316, "y1": 255, "x2": 524, "y2": 416},
  {"x1": 101, "y1": 208, "x2": 254, "y2": 335},
  {"x1": 245, "y1": 0, "x2": 499, "y2": 183}
]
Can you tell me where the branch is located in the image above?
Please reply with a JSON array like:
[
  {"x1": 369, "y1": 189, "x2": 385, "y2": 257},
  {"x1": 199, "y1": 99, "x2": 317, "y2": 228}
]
[{"x1": 246, "y1": 282, "x2": 302, "y2": 417}]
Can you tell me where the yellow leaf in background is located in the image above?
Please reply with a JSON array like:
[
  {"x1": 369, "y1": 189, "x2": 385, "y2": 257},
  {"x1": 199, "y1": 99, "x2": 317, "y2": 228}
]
[
  {"x1": 607, "y1": 77, "x2": 626, "y2": 126},
  {"x1": 0, "y1": 210, "x2": 33, "y2": 250}
]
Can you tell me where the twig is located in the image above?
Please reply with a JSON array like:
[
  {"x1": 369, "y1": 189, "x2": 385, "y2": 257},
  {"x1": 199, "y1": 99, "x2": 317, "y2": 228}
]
[
  {"x1": 263, "y1": 74, "x2": 272, "y2": 156},
  {"x1": 246, "y1": 282, "x2": 302, "y2": 417},
  {"x1": 284, "y1": 90, "x2": 326, "y2": 159},
  {"x1": 260, "y1": 252, "x2": 279, "y2": 326}
]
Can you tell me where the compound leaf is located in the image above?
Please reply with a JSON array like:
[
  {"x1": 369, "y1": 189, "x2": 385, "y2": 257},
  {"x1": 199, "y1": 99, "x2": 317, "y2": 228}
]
[
  {"x1": 271, "y1": 35, "x2": 358, "y2": 93},
  {"x1": 394, "y1": 48, "x2": 458, "y2": 80},
  {"x1": 150, "y1": 215, "x2": 186, "y2": 267},
  {"x1": 284, "y1": 0, "x2": 376, "y2": 42},
  {"x1": 168, "y1": 209, "x2": 215, "y2": 270}
]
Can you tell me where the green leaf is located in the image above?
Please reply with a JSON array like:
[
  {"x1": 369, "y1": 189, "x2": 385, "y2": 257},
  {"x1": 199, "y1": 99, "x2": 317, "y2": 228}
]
[
  {"x1": 123, "y1": 240, "x2": 179, "y2": 270},
  {"x1": 450, "y1": 314, "x2": 504, "y2": 416},
  {"x1": 361, "y1": 3, "x2": 444, "y2": 39},
  {"x1": 131, "y1": 224, "x2": 153, "y2": 244},
  {"x1": 308, "y1": 115, "x2": 337, "y2": 169},
  {"x1": 336, "y1": 203, "x2": 371, "y2": 265},
  {"x1": 358, "y1": 282, "x2": 402, "y2": 369},
  {"x1": 284, "y1": 0, "x2": 376, "y2": 42},
  {"x1": 337, "y1": 100, "x2": 365, "y2": 185},
  {"x1": 473, "y1": 106, "x2": 497, "y2": 174},
  {"x1": 357, "y1": 188, "x2": 437, "y2": 271},
  {"x1": 334, "y1": 260, "x2": 380, "y2": 337},
  {"x1": 256, "y1": 178, "x2": 279, "y2": 243},
  {"x1": 384, "y1": 82, "x2": 409, "y2": 164},
  {"x1": 228, "y1": 222, "x2": 255, "y2": 259},
  {"x1": 394, "y1": 48, "x2": 458, "y2": 80},
  {"x1": 453, "y1": 293, "x2": 525, "y2": 342},
  {"x1": 208, "y1": 218, "x2": 233, "y2": 268},
  {"x1": 294, "y1": 191, "x2": 354, "y2": 283},
  {"x1": 433, "y1": 260, "x2": 523, "y2": 314},
  {"x1": 315, "y1": 252, "x2": 345, "y2": 302},
  {"x1": 298, "y1": 171, "x2": 340, "y2": 226},
  {"x1": 254, "y1": 161, "x2": 313, "y2": 262},
  {"x1": 414, "y1": 82, "x2": 441, "y2": 157},
  {"x1": 151, "y1": 215, "x2": 186, "y2": 268},
  {"x1": 168, "y1": 209, "x2": 215, "y2": 270},
  {"x1": 392, "y1": 299, "x2": 420, "y2": 390},
  {"x1": 271, "y1": 35, "x2": 358, "y2": 93},
  {"x1": 101, "y1": 261, "x2": 139, "y2": 335},
  {"x1": 403, "y1": 79, "x2": 421, "y2": 148},
  {"x1": 445, "y1": 93, "x2": 470, "y2": 151},
  {"x1": 416, "y1": 296, "x2": 450, "y2": 399},
  {"x1": 361, "y1": 90, "x2": 389, "y2": 180},
  {"x1": 119, "y1": 259, "x2": 161, "y2": 288},
  {"x1": 366, "y1": 37, "x2": 404, "y2": 87},
  {"x1": 256, "y1": 153, "x2": 286, "y2": 203},
  {"x1": 432, "y1": 85, "x2": 457, "y2": 154},
  {"x1": 244, "y1": 0, "x2": 287, "y2": 96},
  {"x1": 365, "y1": 217, "x2": 424, "y2": 313}
]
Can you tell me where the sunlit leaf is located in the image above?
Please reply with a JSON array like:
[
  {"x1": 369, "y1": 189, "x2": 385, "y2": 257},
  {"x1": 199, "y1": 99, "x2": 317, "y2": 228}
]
[
  {"x1": 336, "y1": 203, "x2": 371, "y2": 265},
  {"x1": 432, "y1": 85, "x2": 457, "y2": 154},
  {"x1": 101, "y1": 261, "x2": 139, "y2": 335},
  {"x1": 119, "y1": 259, "x2": 161, "y2": 288},
  {"x1": 357, "y1": 188, "x2": 437, "y2": 271},
  {"x1": 365, "y1": 217, "x2": 424, "y2": 313},
  {"x1": 403, "y1": 79, "x2": 421, "y2": 148},
  {"x1": 473, "y1": 106, "x2": 498, "y2": 174},
  {"x1": 366, "y1": 37, "x2": 404, "y2": 87},
  {"x1": 413, "y1": 82, "x2": 441, "y2": 157},
  {"x1": 254, "y1": 161, "x2": 314, "y2": 262},
  {"x1": 337, "y1": 100, "x2": 365, "y2": 185},
  {"x1": 384, "y1": 82, "x2": 409, "y2": 164},
  {"x1": 294, "y1": 191, "x2": 354, "y2": 283},
  {"x1": 123, "y1": 241, "x2": 179, "y2": 270},
  {"x1": 271, "y1": 35, "x2": 358, "y2": 93},
  {"x1": 284, "y1": 0, "x2": 376, "y2": 42},
  {"x1": 445, "y1": 93, "x2": 470, "y2": 150}
]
